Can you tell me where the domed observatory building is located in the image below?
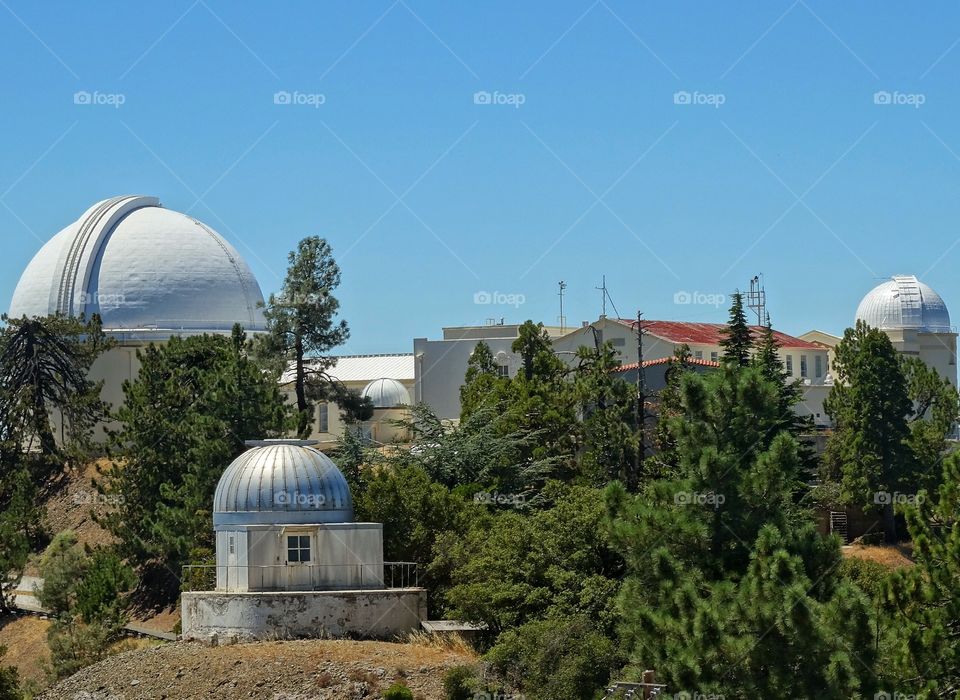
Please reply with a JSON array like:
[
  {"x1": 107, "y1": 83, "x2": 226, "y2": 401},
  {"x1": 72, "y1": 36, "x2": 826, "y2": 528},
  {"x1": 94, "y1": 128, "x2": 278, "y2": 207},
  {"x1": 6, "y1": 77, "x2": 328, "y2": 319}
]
[
  {"x1": 360, "y1": 377, "x2": 412, "y2": 444},
  {"x1": 855, "y1": 275, "x2": 956, "y2": 387},
  {"x1": 181, "y1": 440, "x2": 425, "y2": 642},
  {"x1": 7, "y1": 195, "x2": 268, "y2": 436}
]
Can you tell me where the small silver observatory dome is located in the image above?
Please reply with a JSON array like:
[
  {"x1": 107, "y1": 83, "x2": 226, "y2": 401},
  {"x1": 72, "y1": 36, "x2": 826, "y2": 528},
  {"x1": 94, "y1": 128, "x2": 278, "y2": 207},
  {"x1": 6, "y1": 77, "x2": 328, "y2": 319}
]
[
  {"x1": 855, "y1": 275, "x2": 951, "y2": 333},
  {"x1": 213, "y1": 440, "x2": 353, "y2": 527},
  {"x1": 361, "y1": 377, "x2": 410, "y2": 408}
]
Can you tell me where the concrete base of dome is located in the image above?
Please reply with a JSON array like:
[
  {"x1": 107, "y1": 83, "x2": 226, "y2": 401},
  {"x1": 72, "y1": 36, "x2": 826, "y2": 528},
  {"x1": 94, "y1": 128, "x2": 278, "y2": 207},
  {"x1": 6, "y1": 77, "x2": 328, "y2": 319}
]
[{"x1": 180, "y1": 588, "x2": 427, "y2": 644}]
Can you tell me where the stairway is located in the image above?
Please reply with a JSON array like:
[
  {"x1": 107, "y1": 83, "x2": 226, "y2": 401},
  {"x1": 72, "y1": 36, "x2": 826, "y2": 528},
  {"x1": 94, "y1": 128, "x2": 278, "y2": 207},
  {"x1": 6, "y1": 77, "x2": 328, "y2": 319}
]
[{"x1": 830, "y1": 511, "x2": 849, "y2": 544}]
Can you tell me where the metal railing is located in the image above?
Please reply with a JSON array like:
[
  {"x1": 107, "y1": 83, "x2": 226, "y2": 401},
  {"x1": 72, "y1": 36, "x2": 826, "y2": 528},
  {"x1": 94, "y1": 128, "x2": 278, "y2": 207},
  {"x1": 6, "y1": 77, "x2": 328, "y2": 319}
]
[{"x1": 181, "y1": 562, "x2": 418, "y2": 593}]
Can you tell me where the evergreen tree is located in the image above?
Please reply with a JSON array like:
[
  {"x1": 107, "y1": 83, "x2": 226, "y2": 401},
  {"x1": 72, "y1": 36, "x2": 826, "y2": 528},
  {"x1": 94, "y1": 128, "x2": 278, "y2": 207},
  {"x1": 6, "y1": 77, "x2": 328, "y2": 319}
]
[
  {"x1": 883, "y1": 452, "x2": 960, "y2": 697},
  {"x1": 573, "y1": 342, "x2": 638, "y2": 487},
  {"x1": 718, "y1": 292, "x2": 752, "y2": 367},
  {"x1": 607, "y1": 366, "x2": 877, "y2": 697},
  {"x1": 649, "y1": 343, "x2": 693, "y2": 479},
  {"x1": 0, "y1": 314, "x2": 110, "y2": 463},
  {"x1": 459, "y1": 341, "x2": 508, "y2": 421},
  {"x1": 823, "y1": 321, "x2": 914, "y2": 540},
  {"x1": 901, "y1": 355, "x2": 960, "y2": 492},
  {"x1": 99, "y1": 330, "x2": 289, "y2": 584},
  {"x1": 259, "y1": 237, "x2": 370, "y2": 437}
]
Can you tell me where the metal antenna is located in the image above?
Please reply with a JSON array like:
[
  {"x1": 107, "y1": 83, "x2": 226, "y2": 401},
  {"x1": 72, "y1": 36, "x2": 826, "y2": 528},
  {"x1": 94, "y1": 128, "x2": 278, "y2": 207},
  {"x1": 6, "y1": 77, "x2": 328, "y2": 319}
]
[
  {"x1": 747, "y1": 274, "x2": 766, "y2": 326},
  {"x1": 558, "y1": 280, "x2": 567, "y2": 332},
  {"x1": 596, "y1": 275, "x2": 607, "y2": 317}
]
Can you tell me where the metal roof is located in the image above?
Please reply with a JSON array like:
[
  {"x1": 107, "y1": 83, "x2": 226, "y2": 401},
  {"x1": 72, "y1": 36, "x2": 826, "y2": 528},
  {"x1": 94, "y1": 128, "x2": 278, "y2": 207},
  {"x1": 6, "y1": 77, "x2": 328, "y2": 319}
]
[
  {"x1": 855, "y1": 275, "x2": 952, "y2": 333},
  {"x1": 614, "y1": 320, "x2": 823, "y2": 349},
  {"x1": 213, "y1": 442, "x2": 353, "y2": 528},
  {"x1": 281, "y1": 354, "x2": 414, "y2": 385}
]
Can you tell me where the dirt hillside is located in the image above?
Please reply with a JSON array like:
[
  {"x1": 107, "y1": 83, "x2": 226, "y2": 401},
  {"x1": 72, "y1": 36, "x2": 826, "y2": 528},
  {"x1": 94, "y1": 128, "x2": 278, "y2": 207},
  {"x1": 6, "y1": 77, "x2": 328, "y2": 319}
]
[{"x1": 39, "y1": 638, "x2": 477, "y2": 700}]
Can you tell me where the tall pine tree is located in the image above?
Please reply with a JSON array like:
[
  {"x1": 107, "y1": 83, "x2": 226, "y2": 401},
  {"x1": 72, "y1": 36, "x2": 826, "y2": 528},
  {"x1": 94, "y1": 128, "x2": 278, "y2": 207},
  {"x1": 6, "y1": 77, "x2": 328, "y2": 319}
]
[{"x1": 718, "y1": 292, "x2": 752, "y2": 367}]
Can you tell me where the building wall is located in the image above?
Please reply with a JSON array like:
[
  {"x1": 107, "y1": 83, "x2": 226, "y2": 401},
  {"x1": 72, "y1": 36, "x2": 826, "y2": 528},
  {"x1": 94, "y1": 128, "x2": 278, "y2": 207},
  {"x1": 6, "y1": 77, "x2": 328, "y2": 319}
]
[
  {"x1": 216, "y1": 523, "x2": 384, "y2": 592},
  {"x1": 181, "y1": 588, "x2": 427, "y2": 642}
]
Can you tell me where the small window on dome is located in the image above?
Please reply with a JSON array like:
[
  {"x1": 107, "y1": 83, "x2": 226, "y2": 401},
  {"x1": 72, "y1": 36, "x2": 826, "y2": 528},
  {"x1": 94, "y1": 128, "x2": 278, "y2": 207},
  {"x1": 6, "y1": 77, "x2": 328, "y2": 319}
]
[{"x1": 287, "y1": 535, "x2": 311, "y2": 563}]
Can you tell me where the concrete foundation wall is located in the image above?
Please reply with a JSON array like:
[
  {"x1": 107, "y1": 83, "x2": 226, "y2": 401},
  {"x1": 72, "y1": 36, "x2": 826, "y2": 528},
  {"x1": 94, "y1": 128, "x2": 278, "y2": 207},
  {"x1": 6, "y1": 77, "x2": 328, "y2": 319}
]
[{"x1": 181, "y1": 589, "x2": 427, "y2": 642}]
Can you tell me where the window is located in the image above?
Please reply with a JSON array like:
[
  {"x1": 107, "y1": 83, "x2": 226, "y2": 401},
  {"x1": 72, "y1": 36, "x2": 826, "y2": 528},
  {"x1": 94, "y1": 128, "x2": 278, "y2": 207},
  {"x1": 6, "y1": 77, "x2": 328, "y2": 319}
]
[
  {"x1": 611, "y1": 337, "x2": 626, "y2": 347},
  {"x1": 287, "y1": 535, "x2": 311, "y2": 563},
  {"x1": 710, "y1": 351, "x2": 718, "y2": 363},
  {"x1": 497, "y1": 364, "x2": 510, "y2": 378},
  {"x1": 800, "y1": 355, "x2": 808, "y2": 378},
  {"x1": 228, "y1": 536, "x2": 235, "y2": 555},
  {"x1": 815, "y1": 355, "x2": 823, "y2": 378},
  {"x1": 785, "y1": 355, "x2": 793, "y2": 375},
  {"x1": 694, "y1": 350, "x2": 703, "y2": 359},
  {"x1": 317, "y1": 403, "x2": 329, "y2": 433}
]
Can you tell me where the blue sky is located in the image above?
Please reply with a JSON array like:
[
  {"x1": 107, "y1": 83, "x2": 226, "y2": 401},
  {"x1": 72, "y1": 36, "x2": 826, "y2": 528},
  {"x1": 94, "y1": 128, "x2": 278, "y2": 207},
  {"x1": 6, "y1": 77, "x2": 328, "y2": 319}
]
[{"x1": 3, "y1": 1, "x2": 960, "y2": 353}]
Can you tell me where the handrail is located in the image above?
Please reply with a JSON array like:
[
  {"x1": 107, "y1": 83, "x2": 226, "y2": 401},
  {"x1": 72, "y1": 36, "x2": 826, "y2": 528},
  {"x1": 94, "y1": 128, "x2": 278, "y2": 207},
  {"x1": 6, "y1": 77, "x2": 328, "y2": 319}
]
[{"x1": 181, "y1": 562, "x2": 418, "y2": 593}]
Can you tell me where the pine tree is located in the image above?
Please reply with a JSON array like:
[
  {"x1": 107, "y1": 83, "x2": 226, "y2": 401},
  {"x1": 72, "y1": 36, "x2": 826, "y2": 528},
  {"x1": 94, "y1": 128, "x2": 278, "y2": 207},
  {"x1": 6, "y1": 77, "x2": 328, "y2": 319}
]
[
  {"x1": 718, "y1": 292, "x2": 752, "y2": 367},
  {"x1": 259, "y1": 237, "x2": 370, "y2": 437},
  {"x1": 99, "y1": 330, "x2": 289, "y2": 586},
  {"x1": 607, "y1": 366, "x2": 877, "y2": 697},
  {"x1": 459, "y1": 341, "x2": 507, "y2": 421},
  {"x1": 823, "y1": 321, "x2": 914, "y2": 541},
  {"x1": 883, "y1": 452, "x2": 960, "y2": 696}
]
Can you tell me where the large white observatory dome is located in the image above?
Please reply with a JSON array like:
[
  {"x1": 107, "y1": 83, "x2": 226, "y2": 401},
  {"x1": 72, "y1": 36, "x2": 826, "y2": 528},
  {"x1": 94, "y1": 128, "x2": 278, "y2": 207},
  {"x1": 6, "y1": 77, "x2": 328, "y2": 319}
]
[
  {"x1": 213, "y1": 440, "x2": 353, "y2": 527},
  {"x1": 855, "y1": 275, "x2": 951, "y2": 333},
  {"x1": 8, "y1": 195, "x2": 266, "y2": 337},
  {"x1": 361, "y1": 378, "x2": 410, "y2": 408}
]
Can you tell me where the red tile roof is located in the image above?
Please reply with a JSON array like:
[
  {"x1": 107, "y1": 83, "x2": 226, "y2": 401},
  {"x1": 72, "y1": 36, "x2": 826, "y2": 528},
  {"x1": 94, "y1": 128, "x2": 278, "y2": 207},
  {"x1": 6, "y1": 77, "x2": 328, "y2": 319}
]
[
  {"x1": 614, "y1": 319, "x2": 822, "y2": 350},
  {"x1": 615, "y1": 356, "x2": 721, "y2": 372}
]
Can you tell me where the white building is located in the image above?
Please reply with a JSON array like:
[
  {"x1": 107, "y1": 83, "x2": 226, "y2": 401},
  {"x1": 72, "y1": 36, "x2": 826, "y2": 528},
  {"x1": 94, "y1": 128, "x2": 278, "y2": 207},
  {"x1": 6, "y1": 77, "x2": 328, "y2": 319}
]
[
  {"x1": 181, "y1": 439, "x2": 425, "y2": 642},
  {"x1": 416, "y1": 317, "x2": 834, "y2": 426},
  {"x1": 853, "y1": 275, "x2": 956, "y2": 387},
  {"x1": 8, "y1": 195, "x2": 267, "y2": 436}
]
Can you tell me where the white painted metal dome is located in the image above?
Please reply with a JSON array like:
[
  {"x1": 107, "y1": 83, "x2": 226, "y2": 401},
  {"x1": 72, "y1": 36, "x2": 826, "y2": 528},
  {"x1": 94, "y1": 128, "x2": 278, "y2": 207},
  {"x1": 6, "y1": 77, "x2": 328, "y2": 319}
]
[
  {"x1": 213, "y1": 440, "x2": 353, "y2": 528},
  {"x1": 855, "y1": 275, "x2": 951, "y2": 333},
  {"x1": 8, "y1": 195, "x2": 266, "y2": 338},
  {"x1": 361, "y1": 378, "x2": 410, "y2": 408}
]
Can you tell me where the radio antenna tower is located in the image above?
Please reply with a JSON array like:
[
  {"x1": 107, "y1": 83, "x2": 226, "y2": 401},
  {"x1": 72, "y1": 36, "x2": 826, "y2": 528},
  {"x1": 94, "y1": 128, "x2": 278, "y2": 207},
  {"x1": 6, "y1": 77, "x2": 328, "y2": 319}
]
[
  {"x1": 747, "y1": 274, "x2": 767, "y2": 327},
  {"x1": 558, "y1": 280, "x2": 567, "y2": 332},
  {"x1": 594, "y1": 275, "x2": 621, "y2": 320}
]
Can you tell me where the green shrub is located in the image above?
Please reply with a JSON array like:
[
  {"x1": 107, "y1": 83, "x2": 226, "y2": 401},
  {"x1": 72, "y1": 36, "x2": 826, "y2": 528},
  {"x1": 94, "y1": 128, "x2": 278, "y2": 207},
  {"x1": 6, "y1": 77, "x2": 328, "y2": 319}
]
[
  {"x1": 0, "y1": 645, "x2": 21, "y2": 700},
  {"x1": 443, "y1": 665, "x2": 477, "y2": 700},
  {"x1": 382, "y1": 682, "x2": 414, "y2": 700},
  {"x1": 485, "y1": 616, "x2": 619, "y2": 700},
  {"x1": 838, "y1": 556, "x2": 888, "y2": 601}
]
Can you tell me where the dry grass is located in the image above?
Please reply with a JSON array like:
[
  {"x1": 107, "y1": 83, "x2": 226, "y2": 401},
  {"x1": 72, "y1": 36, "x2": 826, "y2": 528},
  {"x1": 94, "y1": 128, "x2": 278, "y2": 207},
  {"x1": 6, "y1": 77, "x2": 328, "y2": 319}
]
[
  {"x1": 405, "y1": 629, "x2": 478, "y2": 657},
  {"x1": 0, "y1": 614, "x2": 51, "y2": 686},
  {"x1": 842, "y1": 543, "x2": 914, "y2": 569}
]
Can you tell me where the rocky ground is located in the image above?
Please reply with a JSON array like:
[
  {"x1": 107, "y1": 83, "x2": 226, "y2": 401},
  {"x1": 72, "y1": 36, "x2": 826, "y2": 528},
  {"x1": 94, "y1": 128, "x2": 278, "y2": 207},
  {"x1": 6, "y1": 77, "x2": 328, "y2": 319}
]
[{"x1": 38, "y1": 638, "x2": 477, "y2": 700}]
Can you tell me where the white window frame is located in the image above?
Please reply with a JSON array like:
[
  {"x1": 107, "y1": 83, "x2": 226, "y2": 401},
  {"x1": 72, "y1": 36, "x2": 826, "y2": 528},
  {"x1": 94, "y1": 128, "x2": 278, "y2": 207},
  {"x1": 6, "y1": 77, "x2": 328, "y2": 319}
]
[{"x1": 286, "y1": 533, "x2": 312, "y2": 565}]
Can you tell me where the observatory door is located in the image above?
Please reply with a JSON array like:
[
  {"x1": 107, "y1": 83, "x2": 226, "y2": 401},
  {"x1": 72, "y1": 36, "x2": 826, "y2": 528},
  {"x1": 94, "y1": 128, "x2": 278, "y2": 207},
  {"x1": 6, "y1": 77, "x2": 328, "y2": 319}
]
[{"x1": 285, "y1": 532, "x2": 314, "y2": 590}]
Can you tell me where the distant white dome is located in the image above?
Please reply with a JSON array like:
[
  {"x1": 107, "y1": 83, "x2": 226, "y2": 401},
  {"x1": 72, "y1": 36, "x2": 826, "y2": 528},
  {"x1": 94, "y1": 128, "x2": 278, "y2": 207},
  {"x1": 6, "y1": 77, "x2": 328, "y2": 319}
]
[
  {"x1": 361, "y1": 378, "x2": 410, "y2": 408},
  {"x1": 213, "y1": 440, "x2": 353, "y2": 528},
  {"x1": 855, "y1": 275, "x2": 951, "y2": 333},
  {"x1": 8, "y1": 195, "x2": 266, "y2": 338}
]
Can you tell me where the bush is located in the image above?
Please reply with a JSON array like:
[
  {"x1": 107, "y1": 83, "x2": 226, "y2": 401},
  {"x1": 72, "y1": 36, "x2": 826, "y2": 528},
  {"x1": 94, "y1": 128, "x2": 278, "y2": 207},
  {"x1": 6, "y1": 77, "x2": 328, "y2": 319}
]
[
  {"x1": 0, "y1": 646, "x2": 21, "y2": 700},
  {"x1": 443, "y1": 665, "x2": 477, "y2": 700},
  {"x1": 382, "y1": 682, "x2": 414, "y2": 700},
  {"x1": 838, "y1": 557, "x2": 888, "y2": 601},
  {"x1": 485, "y1": 616, "x2": 619, "y2": 700}
]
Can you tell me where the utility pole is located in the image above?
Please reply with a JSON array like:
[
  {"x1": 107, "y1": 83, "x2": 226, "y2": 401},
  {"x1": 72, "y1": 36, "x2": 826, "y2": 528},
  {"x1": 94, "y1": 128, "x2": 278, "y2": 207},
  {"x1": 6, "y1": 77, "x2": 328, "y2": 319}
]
[
  {"x1": 634, "y1": 310, "x2": 646, "y2": 489},
  {"x1": 558, "y1": 280, "x2": 567, "y2": 332},
  {"x1": 596, "y1": 275, "x2": 607, "y2": 318}
]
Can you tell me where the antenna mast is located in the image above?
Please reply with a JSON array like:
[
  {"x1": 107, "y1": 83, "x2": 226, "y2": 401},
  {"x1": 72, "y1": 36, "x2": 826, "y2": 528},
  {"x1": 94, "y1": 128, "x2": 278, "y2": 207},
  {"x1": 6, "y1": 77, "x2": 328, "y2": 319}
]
[
  {"x1": 558, "y1": 280, "x2": 567, "y2": 332},
  {"x1": 747, "y1": 274, "x2": 767, "y2": 327},
  {"x1": 596, "y1": 275, "x2": 607, "y2": 317}
]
